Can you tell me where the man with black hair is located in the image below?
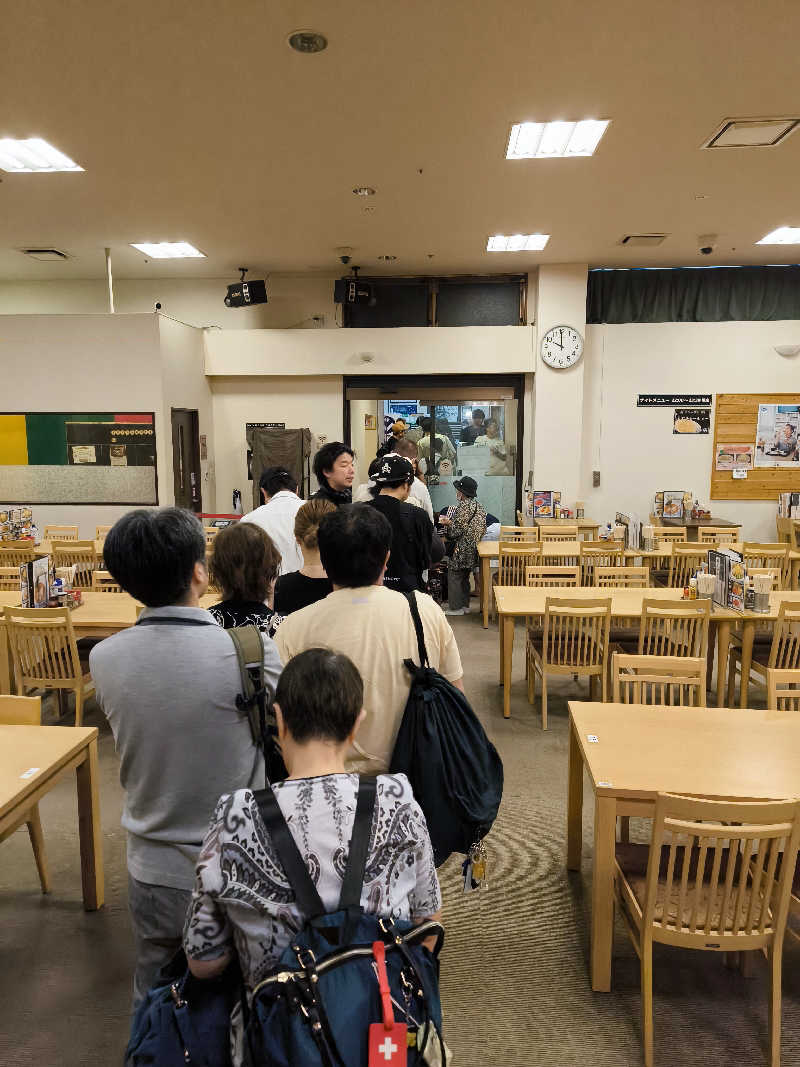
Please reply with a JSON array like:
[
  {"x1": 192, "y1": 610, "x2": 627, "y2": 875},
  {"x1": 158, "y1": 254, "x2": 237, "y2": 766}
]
[
  {"x1": 89, "y1": 507, "x2": 282, "y2": 1006},
  {"x1": 275, "y1": 504, "x2": 463, "y2": 774},
  {"x1": 241, "y1": 465, "x2": 304, "y2": 574},
  {"x1": 311, "y1": 441, "x2": 355, "y2": 507},
  {"x1": 459, "y1": 408, "x2": 486, "y2": 445}
]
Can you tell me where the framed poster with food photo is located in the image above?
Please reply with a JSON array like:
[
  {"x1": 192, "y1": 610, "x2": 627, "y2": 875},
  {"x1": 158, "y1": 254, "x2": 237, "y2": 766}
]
[{"x1": 715, "y1": 443, "x2": 754, "y2": 471}]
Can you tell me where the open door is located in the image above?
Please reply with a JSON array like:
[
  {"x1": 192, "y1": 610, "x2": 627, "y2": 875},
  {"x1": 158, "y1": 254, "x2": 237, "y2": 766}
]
[{"x1": 171, "y1": 408, "x2": 202, "y2": 512}]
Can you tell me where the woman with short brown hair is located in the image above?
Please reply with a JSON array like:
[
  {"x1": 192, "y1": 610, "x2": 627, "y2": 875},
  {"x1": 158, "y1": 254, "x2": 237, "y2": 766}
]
[
  {"x1": 208, "y1": 520, "x2": 284, "y2": 637},
  {"x1": 273, "y1": 497, "x2": 335, "y2": 615}
]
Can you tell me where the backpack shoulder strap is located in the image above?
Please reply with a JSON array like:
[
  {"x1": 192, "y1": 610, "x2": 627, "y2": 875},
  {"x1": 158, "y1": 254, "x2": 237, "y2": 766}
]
[
  {"x1": 227, "y1": 625, "x2": 264, "y2": 701},
  {"x1": 337, "y1": 777, "x2": 378, "y2": 912},
  {"x1": 403, "y1": 590, "x2": 429, "y2": 667},
  {"x1": 254, "y1": 787, "x2": 326, "y2": 919}
]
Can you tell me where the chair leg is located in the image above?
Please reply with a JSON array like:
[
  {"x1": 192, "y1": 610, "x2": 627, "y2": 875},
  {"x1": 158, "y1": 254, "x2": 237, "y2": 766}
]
[
  {"x1": 601, "y1": 667, "x2": 608, "y2": 703},
  {"x1": 768, "y1": 941, "x2": 782, "y2": 1067},
  {"x1": 641, "y1": 938, "x2": 654, "y2": 1067},
  {"x1": 74, "y1": 686, "x2": 83, "y2": 727},
  {"x1": 26, "y1": 806, "x2": 50, "y2": 894},
  {"x1": 527, "y1": 651, "x2": 535, "y2": 704},
  {"x1": 727, "y1": 651, "x2": 737, "y2": 708},
  {"x1": 541, "y1": 671, "x2": 548, "y2": 730},
  {"x1": 619, "y1": 816, "x2": 630, "y2": 843}
]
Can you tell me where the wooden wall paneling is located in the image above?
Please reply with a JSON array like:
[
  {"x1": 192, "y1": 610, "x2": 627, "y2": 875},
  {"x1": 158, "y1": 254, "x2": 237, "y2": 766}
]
[{"x1": 710, "y1": 393, "x2": 800, "y2": 501}]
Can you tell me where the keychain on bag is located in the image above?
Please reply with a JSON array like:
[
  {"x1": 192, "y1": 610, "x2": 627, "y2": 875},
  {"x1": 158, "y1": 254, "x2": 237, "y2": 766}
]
[{"x1": 461, "y1": 839, "x2": 488, "y2": 893}]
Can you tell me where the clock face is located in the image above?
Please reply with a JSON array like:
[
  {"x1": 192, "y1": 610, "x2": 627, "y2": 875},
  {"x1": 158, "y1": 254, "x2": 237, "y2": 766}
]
[{"x1": 541, "y1": 325, "x2": 584, "y2": 369}]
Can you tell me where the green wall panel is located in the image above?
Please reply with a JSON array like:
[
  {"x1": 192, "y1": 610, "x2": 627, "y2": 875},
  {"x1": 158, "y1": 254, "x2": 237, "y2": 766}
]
[{"x1": 25, "y1": 413, "x2": 114, "y2": 465}]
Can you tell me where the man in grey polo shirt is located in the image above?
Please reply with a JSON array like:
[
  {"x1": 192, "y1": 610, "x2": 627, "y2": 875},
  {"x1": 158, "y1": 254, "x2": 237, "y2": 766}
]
[{"x1": 90, "y1": 508, "x2": 282, "y2": 1006}]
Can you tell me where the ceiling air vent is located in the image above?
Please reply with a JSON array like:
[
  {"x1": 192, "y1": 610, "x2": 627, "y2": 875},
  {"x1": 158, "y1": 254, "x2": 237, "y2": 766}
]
[
  {"x1": 619, "y1": 234, "x2": 667, "y2": 247},
  {"x1": 19, "y1": 248, "x2": 70, "y2": 262},
  {"x1": 702, "y1": 117, "x2": 800, "y2": 149}
]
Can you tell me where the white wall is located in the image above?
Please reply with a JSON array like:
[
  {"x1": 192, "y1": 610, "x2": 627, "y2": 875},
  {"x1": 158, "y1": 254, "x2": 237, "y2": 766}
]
[
  {"x1": 581, "y1": 321, "x2": 800, "y2": 540},
  {"x1": 210, "y1": 376, "x2": 343, "y2": 511}
]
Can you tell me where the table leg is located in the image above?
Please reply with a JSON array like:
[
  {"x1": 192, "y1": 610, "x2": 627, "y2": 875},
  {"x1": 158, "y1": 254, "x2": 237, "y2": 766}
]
[
  {"x1": 76, "y1": 738, "x2": 104, "y2": 910},
  {"x1": 715, "y1": 620, "x2": 731, "y2": 708},
  {"x1": 567, "y1": 721, "x2": 584, "y2": 870},
  {"x1": 738, "y1": 620, "x2": 755, "y2": 709},
  {"x1": 707, "y1": 619, "x2": 717, "y2": 698},
  {"x1": 482, "y1": 556, "x2": 491, "y2": 629},
  {"x1": 591, "y1": 795, "x2": 617, "y2": 992},
  {"x1": 791, "y1": 557, "x2": 799, "y2": 592},
  {"x1": 502, "y1": 616, "x2": 515, "y2": 718},
  {"x1": 0, "y1": 621, "x2": 10, "y2": 695}
]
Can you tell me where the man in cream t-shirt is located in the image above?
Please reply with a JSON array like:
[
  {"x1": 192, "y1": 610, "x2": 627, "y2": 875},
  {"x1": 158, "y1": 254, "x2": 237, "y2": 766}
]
[{"x1": 275, "y1": 504, "x2": 463, "y2": 772}]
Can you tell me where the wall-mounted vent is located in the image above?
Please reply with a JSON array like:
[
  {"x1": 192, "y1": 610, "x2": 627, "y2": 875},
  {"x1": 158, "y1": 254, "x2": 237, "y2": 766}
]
[
  {"x1": 702, "y1": 117, "x2": 800, "y2": 149},
  {"x1": 619, "y1": 234, "x2": 667, "y2": 247},
  {"x1": 19, "y1": 247, "x2": 70, "y2": 262}
]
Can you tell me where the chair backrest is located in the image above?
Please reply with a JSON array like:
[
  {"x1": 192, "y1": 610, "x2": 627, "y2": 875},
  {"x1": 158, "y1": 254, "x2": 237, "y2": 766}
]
[
  {"x1": 748, "y1": 567, "x2": 783, "y2": 591},
  {"x1": 0, "y1": 545, "x2": 36, "y2": 567},
  {"x1": 542, "y1": 597, "x2": 611, "y2": 668},
  {"x1": 642, "y1": 792, "x2": 800, "y2": 948},
  {"x1": 204, "y1": 526, "x2": 220, "y2": 545},
  {"x1": 51, "y1": 540, "x2": 96, "y2": 587},
  {"x1": 766, "y1": 667, "x2": 800, "y2": 712},
  {"x1": 91, "y1": 570, "x2": 122, "y2": 593},
  {"x1": 668, "y1": 545, "x2": 707, "y2": 589},
  {"x1": 790, "y1": 520, "x2": 800, "y2": 552},
  {"x1": 539, "y1": 524, "x2": 579, "y2": 541},
  {"x1": 579, "y1": 541, "x2": 622, "y2": 584},
  {"x1": 652, "y1": 527, "x2": 688, "y2": 542},
  {"x1": 595, "y1": 565, "x2": 649, "y2": 588},
  {"x1": 611, "y1": 653, "x2": 706, "y2": 706},
  {"x1": 743, "y1": 543, "x2": 789, "y2": 586},
  {"x1": 526, "y1": 565, "x2": 580, "y2": 587},
  {"x1": 516, "y1": 509, "x2": 525, "y2": 526},
  {"x1": 768, "y1": 603, "x2": 800, "y2": 669},
  {"x1": 639, "y1": 597, "x2": 710, "y2": 658},
  {"x1": 499, "y1": 525, "x2": 538, "y2": 542},
  {"x1": 95, "y1": 525, "x2": 113, "y2": 540},
  {"x1": 0, "y1": 694, "x2": 42, "y2": 725},
  {"x1": 699, "y1": 527, "x2": 738, "y2": 544},
  {"x1": 497, "y1": 542, "x2": 542, "y2": 585},
  {"x1": 3, "y1": 606, "x2": 82, "y2": 690},
  {"x1": 0, "y1": 566, "x2": 20, "y2": 590},
  {"x1": 44, "y1": 525, "x2": 79, "y2": 541}
]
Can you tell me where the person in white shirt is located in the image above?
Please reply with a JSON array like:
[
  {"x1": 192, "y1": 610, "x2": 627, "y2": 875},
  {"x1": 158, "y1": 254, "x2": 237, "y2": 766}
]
[
  {"x1": 240, "y1": 467, "x2": 304, "y2": 575},
  {"x1": 473, "y1": 418, "x2": 509, "y2": 475}
]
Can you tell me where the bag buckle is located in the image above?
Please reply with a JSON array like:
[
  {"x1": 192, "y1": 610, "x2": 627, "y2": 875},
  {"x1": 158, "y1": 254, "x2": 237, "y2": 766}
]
[
  {"x1": 170, "y1": 982, "x2": 187, "y2": 1009},
  {"x1": 293, "y1": 945, "x2": 317, "y2": 972}
]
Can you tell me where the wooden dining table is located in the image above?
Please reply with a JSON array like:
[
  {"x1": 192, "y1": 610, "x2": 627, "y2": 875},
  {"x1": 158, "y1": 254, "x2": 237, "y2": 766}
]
[
  {"x1": 532, "y1": 517, "x2": 601, "y2": 539},
  {"x1": 567, "y1": 701, "x2": 800, "y2": 991}
]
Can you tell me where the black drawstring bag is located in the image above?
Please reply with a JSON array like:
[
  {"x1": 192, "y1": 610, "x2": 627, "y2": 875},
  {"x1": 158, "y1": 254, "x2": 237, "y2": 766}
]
[{"x1": 389, "y1": 592, "x2": 504, "y2": 866}]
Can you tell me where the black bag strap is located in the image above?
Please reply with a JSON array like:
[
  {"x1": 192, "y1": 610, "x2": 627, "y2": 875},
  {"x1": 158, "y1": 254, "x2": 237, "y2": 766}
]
[
  {"x1": 254, "y1": 777, "x2": 377, "y2": 919},
  {"x1": 403, "y1": 590, "x2": 429, "y2": 667}
]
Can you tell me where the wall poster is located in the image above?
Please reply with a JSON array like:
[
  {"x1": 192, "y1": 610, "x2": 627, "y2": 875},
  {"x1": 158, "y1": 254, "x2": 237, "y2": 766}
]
[
  {"x1": 755, "y1": 404, "x2": 800, "y2": 467},
  {"x1": 673, "y1": 409, "x2": 710, "y2": 434},
  {"x1": 715, "y1": 443, "x2": 754, "y2": 471}
]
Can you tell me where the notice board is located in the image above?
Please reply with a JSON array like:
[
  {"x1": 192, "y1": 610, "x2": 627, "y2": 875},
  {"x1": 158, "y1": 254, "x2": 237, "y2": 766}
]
[
  {"x1": 710, "y1": 394, "x2": 800, "y2": 500},
  {"x1": 0, "y1": 412, "x2": 158, "y2": 504}
]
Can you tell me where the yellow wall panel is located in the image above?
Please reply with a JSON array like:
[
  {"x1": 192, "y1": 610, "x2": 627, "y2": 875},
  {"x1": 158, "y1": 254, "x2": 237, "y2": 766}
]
[{"x1": 0, "y1": 414, "x2": 29, "y2": 464}]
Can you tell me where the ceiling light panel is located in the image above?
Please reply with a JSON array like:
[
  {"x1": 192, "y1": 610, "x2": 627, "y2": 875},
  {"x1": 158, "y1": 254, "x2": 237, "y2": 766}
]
[
  {"x1": 506, "y1": 120, "x2": 609, "y2": 159},
  {"x1": 130, "y1": 242, "x2": 206, "y2": 258},
  {"x1": 756, "y1": 227, "x2": 800, "y2": 245},
  {"x1": 487, "y1": 234, "x2": 550, "y2": 252},
  {"x1": 0, "y1": 138, "x2": 83, "y2": 172},
  {"x1": 703, "y1": 117, "x2": 800, "y2": 149}
]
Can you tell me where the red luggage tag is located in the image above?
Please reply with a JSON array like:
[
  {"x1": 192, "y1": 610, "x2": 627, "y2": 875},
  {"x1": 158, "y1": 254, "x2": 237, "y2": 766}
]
[{"x1": 368, "y1": 941, "x2": 407, "y2": 1066}]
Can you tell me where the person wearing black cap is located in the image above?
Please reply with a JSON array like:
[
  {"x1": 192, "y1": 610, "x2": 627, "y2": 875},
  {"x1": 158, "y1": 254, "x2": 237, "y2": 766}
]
[
  {"x1": 367, "y1": 453, "x2": 433, "y2": 592},
  {"x1": 438, "y1": 476, "x2": 487, "y2": 615}
]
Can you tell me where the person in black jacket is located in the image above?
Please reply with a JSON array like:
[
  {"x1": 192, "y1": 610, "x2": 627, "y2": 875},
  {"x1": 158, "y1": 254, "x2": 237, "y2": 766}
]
[
  {"x1": 311, "y1": 441, "x2": 355, "y2": 507},
  {"x1": 367, "y1": 453, "x2": 433, "y2": 592}
]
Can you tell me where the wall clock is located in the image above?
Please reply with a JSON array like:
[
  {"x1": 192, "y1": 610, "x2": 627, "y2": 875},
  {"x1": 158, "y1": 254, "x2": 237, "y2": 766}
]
[{"x1": 541, "y1": 325, "x2": 583, "y2": 369}]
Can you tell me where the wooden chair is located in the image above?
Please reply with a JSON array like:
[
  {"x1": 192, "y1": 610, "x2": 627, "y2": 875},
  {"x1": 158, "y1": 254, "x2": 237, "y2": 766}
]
[
  {"x1": 526, "y1": 597, "x2": 611, "y2": 729},
  {"x1": 699, "y1": 527, "x2": 738, "y2": 544},
  {"x1": 743, "y1": 544, "x2": 790, "y2": 590},
  {"x1": 516, "y1": 509, "x2": 525, "y2": 526},
  {"x1": 0, "y1": 694, "x2": 50, "y2": 894},
  {"x1": 95, "y1": 525, "x2": 113, "y2": 540},
  {"x1": 614, "y1": 792, "x2": 800, "y2": 1067},
  {"x1": 727, "y1": 604, "x2": 800, "y2": 707},
  {"x1": 539, "y1": 524, "x2": 578, "y2": 542},
  {"x1": 50, "y1": 540, "x2": 96, "y2": 588},
  {"x1": 667, "y1": 545, "x2": 706, "y2": 589},
  {"x1": 766, "y1": 668, "x2": 800, "y2": 712},
  {"x1": 499, "y1": 525, "x2": 538, "y2": 542},
  {"x1": 91, "y1": 570, "x2": 121, "y2": 593},
  {"x1": 638, "y1": 598, "x2": 710, "y2": 658},
  {"x1": 611, "y1": 653, "x2": 706, "y2": 707},
  {"x1": 44, "y1": 525, "x2": 79, "y2": 541},
  {"x1": 651, "y1": 527, "x2": 687, "y2": 542},
  {"x1": 0, "y1": 566, "x2": 20, "y2": 590},
  {"x1": 580, "y1": 540, "x2": 622, "y2": 585},
  {"x1": 0, "y1": 544, "x2": 36, "y2": 568},
  {"x1": 492, "y1": 542, "x2": 542, "y2": 620},
  {"x1": 749, "y1": 567, "x2": 783, "y2": 592},
  {"x1": 525, "y1": 565, "x2": 580, "y2": 587},
  {"x1": 3, "y1": 606, "x2": 95, "y2": 727},
  {"x1": 596, "y1": 566, "x2": 649, "y2": 588},
  {"x1": 204, "y1": 526, "x2": 220, "y2": 546},
  {"x1": 789, "y1": 520, "x2": 800, "y2": 552}
]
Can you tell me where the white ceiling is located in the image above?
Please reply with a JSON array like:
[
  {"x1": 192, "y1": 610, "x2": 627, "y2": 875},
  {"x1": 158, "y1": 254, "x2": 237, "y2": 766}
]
[{"x1": 2, "y1": 0, "x2": 800, "y2": 281}]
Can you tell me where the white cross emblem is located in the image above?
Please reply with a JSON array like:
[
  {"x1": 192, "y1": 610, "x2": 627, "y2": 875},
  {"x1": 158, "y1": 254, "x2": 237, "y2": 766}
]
[{"x1": 379, "y1": 1036, "x2": 398, "y2": 1061}]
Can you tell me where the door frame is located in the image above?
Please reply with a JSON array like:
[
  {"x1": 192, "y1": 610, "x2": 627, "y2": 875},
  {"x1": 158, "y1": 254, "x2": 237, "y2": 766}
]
[{"x1": 170, "y1": 407, "x2": 202, "y2": 513}]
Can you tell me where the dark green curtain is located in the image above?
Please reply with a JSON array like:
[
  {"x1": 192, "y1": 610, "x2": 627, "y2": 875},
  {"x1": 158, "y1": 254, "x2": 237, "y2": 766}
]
[{"x1": 586, "y1": 265, "x2": 800, "y2": 323}]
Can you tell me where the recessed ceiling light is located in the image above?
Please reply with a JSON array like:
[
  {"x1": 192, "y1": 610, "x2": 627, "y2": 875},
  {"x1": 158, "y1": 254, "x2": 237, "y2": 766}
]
[
  {"x1": 353, "y1": 186, "x2": 376, "y2": 197},
  {"x1": 619, "y1": 234, "x2": 667, "y2": 247},
  {"x1": 702, "y1": 117, "x2": 800, "y2": 149},
  {"x1": 0, "y1": 138, "x2": 84, "y2": 173},
  {"x1": 288, "y1": 30, "x2": 328, "y2": 54},
  {"x1": 487, "y1": 234, "x2": 550, "y2": 252},
  {"x1": 19, "y1": 247, "x2": 71, "y2": 261},
  {"x1": 756, "y1": 227, "x2": 800, "y2": 245},
  {"x1": 506, "y1": 120, "x2": 610, "y2": 159},
  {"x1": 130, "y1": 242, "x2": 206, "y2": 258},
  {"x1": 377, "y1": 254, "x2": 397, "y2": 261}
]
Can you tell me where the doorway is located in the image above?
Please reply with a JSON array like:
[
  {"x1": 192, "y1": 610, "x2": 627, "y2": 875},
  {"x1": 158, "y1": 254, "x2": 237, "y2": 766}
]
[
  {"x1": 171, "y1": 408, "x2": 202, "y2": 512},
  {"x1": 344, "y1": 375, "x2": 525, "y2": 524}
]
